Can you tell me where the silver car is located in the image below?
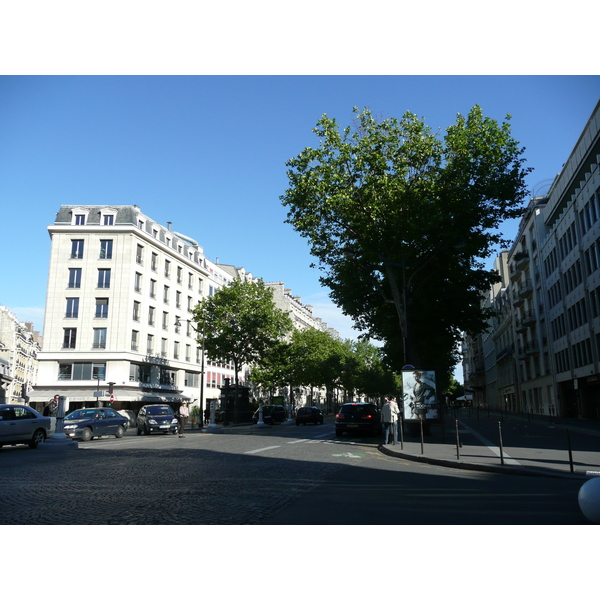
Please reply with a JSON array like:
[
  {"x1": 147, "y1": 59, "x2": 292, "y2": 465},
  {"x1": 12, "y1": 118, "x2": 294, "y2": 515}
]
[{"x1": 0, "y1": 404, "x2": 51, "y2": 449}]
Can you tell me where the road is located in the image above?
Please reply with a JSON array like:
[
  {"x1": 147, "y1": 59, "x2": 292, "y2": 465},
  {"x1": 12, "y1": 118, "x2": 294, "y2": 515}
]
[{"x1": 0, "y1": 420, "x2": 591, "y2": 525}]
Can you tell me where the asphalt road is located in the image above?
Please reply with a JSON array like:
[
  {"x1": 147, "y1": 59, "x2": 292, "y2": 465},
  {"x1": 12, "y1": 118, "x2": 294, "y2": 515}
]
[{"x1": 0, "y1": 421, "x2": 592, "y2": 525}]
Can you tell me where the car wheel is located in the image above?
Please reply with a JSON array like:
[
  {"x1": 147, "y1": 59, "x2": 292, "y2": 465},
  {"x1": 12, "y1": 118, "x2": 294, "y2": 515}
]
[
  {"x1": 115, "y1": 425, "x2": 124, "y2": 439},
  {"x1": 28, "y1": 429, "x2": 46, "y2": 449},
  {"x1": 81, "y1": 427, "x2": 93, "y2": 442}
]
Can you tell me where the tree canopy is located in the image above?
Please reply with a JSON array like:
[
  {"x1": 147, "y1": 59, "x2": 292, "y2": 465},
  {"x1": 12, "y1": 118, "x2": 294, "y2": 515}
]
[
  {"x1": 281, "y1": 105, "x2": 531, "y2": 377},
  {"x1": 192, "y1": 278, "x2": 293, "y2": 387}
]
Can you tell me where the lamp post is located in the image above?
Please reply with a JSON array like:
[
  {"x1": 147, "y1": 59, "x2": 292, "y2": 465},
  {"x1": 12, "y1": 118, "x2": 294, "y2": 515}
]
[{"x1": 175, "y1": 317, "x2": 221, "y2": 433}]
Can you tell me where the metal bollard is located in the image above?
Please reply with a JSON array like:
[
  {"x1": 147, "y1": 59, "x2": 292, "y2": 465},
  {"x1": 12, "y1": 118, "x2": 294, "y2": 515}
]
[
  {"x1": 420, "y1": 417, "x2": 424, "y2": 455},
  {"x1": 498, "y1": 421, "x2": 505, "y2": 466},
  {"x1": 455, "y1": 419, "x2": 461, "y2": 460},
  {"x1": 567, "y1": 429, "x2": 574, "y2": 473}
]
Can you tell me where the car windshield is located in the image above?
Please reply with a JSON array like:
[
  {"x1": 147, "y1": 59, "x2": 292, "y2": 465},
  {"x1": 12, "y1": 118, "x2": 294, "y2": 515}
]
[
  {"x1": 66, "y1": 409, "x2": 98, "y2": 420},
  {"x1": 147, "y1": 406, "x2": 173, "y2": 416}
]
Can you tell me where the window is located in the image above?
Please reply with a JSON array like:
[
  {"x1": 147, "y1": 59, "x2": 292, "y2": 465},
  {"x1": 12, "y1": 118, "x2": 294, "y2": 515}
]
[
  {"x1": 177, "y1": 266, "x2": 183, "y2": 284},
  {"x1": 188, "y1": 273, "x2": 194, "y2": 290},
  {"x1": 163, "y1": 285, "x2": 170, "y2": 304},
  {"x1": 63, "y1": 328, "x2": 77, "y2": 349},
  {"x1": 136, "y1": 244, "x2": 144, "y2": 265},
  {"x1": 75, "y1": 214, "x2": 86, "y2": 225},
  {"x1": 175, "y1": 318, "x2": 181, "y2": 334},
  {"x1": 176, "y1": 291, "x2": 181, "y2": 308},
  {"x1": 161, "y1": 338, "x2": 167, "y2": 357},
  {"x1": 147, "y1": 334, "x2": 154, "y2": 354},
  {"x1": 103, "y1": 214, "x2": 114, "y2": 226},
  {"x1": 100, "y1": 240, "x2": 113, "y2": 259},
  {"x1": 68, "y1": 268, "x2": 82, "y2": 288},
  {"x1": 150, "y1": 279, "x2": 157, "y2": 298},
  {"x1": 93, "y1": 328, "x2": 107, "y2": 349},
  {"x1": 71, "y1": 239, "x2": 84, "y2": 259},
  {"x1": 59, "y1": 362, "x2": 105, "y2": 381},
  {"x1": 138, "y1": 219, "x2": 144, "y2": 230},
  {"x1": 186, "y1": 345, "x2": 191, "y2": 362},
  {"x1": 148, "y1": 306, "x2": 156, "y2": 326},
  {"x1": 187, "y1": 296, "x2": 193, "y2": 312},
  {"x1": 162, "y1": 311, "x2": 169, "y2": 330},
  {"x1": 135, "y1": 272, "x2": 142, "y2": 293},
  {"x1": 164, "y1": 260, "x2": 171, "y2": 278},
  {"x1": 65, "y1": 298, "x2": 79, "y2": 318},
  {"x1": 98, "y1": 269, "x2": 111, "y2": 288},
  {"x1": 185, "y1": 371, "x2": 198, "y2": 386},
  {"x1": 133, "y1": 301, "x2": 141, "y2": 321},
  {"x1": 131, "y1": 330, "x2": 139, "y2": 351},
  {"x1": 174, "y1": 341, "x2": 179, "y2": 359},
  {"x1": 130, "y1": 363, "x2": 151, "y2": 383},
  {"x1": 151, "y1": 252, "x2": 158, "y2": 271},
  {"x1": 95, "y1": 298, "x2": 109, "y2": 318}
]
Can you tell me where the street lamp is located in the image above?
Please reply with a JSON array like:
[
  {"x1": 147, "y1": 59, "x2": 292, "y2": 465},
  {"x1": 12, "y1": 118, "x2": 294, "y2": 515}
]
[{"x1": 174, "y1": 317, "x2": 220, "y2": 432}]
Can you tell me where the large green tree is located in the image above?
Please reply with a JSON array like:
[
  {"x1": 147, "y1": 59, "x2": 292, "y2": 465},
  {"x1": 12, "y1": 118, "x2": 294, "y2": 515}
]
[
  {"x1": 192, "y1": 278, "x2": 293, "y2": 388},
  {"x1": 281, "y1": 105, "x2": 530, "y2": 376}
]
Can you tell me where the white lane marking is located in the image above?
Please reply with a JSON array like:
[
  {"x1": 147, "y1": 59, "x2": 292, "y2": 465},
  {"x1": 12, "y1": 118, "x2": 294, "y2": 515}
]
[
  {"x1": 459, "y1": 421, "x2": 521, "y2": 465},
  {"x1": 244, "y1": 445, "x2": 281, "y2": 454},
  {"x1": 287, "y1": 439, "x2": 308, "y2": 444}
]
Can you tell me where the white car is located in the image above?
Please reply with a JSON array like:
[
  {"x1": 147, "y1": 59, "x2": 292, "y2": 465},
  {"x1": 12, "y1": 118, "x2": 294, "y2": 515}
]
[{"x1": 0, "y1": 404, "x2": 51, "y2": 449}]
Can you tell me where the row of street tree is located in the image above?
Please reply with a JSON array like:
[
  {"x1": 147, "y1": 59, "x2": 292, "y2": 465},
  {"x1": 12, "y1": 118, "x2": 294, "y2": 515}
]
[{"x1": 192, "y1": 278, "x2": 400, "y2": 408}]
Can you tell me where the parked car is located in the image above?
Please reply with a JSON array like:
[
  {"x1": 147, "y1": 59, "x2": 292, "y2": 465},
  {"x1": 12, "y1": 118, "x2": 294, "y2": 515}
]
[
  {"x1": 335, "y1": 403, "x2": 381, "y2": 437},
  {"x1": 0, "y1": 404, "x2": 51, "y2": 449},
  {"x1": 63, "y1": 407, "x2": 129, "y2": 441},
  {"x1": 252, "y1": 405, "x2": 287, "y2": 425},
  {"x1": 136, "y1": 404, "x2": 179, "y2": 435},
  {"x1": 296, "y1": 406, "x2": 324, "y2": 426}
]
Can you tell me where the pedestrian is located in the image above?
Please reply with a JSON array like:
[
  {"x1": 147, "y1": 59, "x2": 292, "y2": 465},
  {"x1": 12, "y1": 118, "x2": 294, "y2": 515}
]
[
  {"x1": 178, "y1": 402, "x2": 189, "y2": 437},
  {"x1": 204, "y1": 407, "x2": 210, "y2": 425},
  {"x1": 43, "y1": 395, "x2": 60, "y2": 417},
  {"x1": 381, "y1": 395, "x2": 400, "y2": 444}
]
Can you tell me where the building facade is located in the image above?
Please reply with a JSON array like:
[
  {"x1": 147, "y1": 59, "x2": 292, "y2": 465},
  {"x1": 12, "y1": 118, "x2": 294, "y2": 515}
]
[
  {"x1": 463, "y1": 100, "x2": 600, "y2": 420},
  {"x1": 30, "y1": 205, "x2": 236, "y2": 414},
  {"x1": 0, "y1": 307, "x2": 41, "y2": 403}
]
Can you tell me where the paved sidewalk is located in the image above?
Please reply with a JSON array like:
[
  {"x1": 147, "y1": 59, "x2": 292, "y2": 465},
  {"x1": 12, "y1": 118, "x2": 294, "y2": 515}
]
[{"x1": 379, "y1": 411, "x2": 600, "y2": 480}]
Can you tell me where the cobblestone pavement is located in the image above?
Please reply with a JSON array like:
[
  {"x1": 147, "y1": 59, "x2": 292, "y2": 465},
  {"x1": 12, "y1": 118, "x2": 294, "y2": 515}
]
[{"x1": 0, "y1": 423, "x2": 368, "y2": 525}]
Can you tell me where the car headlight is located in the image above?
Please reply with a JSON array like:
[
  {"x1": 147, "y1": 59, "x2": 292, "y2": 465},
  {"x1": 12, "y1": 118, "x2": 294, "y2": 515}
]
[
  {"x1": 171, "y1": 418, "x2": 178, "y2": 425},
  {"x1": 63, "y1": 424, "x2": 77, "y2": 430},
  {"x1": 148, "y1": 419, "x2": 158, "y2": 424}
]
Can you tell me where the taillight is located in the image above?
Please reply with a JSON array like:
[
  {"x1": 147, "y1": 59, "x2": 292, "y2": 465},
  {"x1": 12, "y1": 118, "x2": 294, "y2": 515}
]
[
  {"x1": 336, "y1": 413, "x2": 344, "y2": 419},
  {"x1": 360, "y1": 414, "x2": 373, "y2": 420}
]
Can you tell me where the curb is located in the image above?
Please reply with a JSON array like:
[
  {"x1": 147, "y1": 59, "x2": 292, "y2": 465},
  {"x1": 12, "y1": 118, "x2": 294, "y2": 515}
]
[{"x1": 378, "y1": 444, "x2": 592, "y2": 480}]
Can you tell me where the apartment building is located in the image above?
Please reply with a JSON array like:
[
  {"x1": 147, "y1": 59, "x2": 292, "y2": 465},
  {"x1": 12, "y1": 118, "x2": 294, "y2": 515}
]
[
  {"x1": 464, "y1": 100, "x2": 600, "y2": 419},
  {"x1": 29, "y1": 205, "x2": 236, "y2": 413},
  {"x1": 0, "y1": 307, "x2": 41, "y2": 403}
]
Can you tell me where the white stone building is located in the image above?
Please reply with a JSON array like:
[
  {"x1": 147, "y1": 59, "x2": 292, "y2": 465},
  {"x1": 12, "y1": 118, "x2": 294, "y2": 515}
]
[
  {"x1": 29, "y1": 205, "x2": 237, "y2": 414},
  {"x1": 0, "y1": 307, "x2": 41, "y2": 403}
]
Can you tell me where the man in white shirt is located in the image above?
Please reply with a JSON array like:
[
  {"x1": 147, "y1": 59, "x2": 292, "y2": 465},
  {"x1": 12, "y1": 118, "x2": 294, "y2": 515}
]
[{"x1": 381, "y1": 396, "x2": 400, "y2": 445}]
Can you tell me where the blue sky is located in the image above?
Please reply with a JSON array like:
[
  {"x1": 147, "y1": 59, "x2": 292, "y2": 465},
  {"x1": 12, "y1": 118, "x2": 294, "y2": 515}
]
[{"x1": 1, "y1": 76, "x2": 599, "y2": 381}]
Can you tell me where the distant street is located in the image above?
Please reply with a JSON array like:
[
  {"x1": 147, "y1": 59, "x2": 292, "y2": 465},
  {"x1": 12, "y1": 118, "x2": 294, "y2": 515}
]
[{"x1": 0, "y1": 420, "x2": 590, "y2": 525}]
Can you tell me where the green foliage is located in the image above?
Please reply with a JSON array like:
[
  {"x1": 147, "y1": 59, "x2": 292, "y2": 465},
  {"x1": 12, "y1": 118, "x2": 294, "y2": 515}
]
[
  {"x1": 192, "y1": 278, "x2": 293, "y2": 385},
  {"x1": 281, "y1": 105, "x2": 531, "y2": 376}
]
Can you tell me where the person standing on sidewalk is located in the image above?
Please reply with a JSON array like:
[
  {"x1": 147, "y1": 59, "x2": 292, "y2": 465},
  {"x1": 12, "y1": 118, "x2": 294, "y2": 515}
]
[
  {"x1": 178, "y1": 402, "x2": 189, "y2": 438},
  {"x1": 381, "y1": 396, "x2": 400, "y2": 444}
]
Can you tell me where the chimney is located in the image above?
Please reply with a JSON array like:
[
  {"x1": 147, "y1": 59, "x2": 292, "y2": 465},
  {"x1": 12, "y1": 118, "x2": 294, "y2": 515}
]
[{"x1": 167, "y1": 222, "x2": 172, "y2": 231}]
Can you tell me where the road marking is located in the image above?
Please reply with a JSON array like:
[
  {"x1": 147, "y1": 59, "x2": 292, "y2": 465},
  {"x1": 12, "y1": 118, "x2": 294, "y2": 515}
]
[
  {"x1": 332, "y1": 452, "x2": 363, "y2": 458},
  {"x1": 287, "y1": 439, "x2": 308, "y2": 444},
  {"x1": 458, "y1": 421, "x2": 521, "y2": 465},
  {"x1": 244, "y1": 445, "x2": 281, "y2": 454}
]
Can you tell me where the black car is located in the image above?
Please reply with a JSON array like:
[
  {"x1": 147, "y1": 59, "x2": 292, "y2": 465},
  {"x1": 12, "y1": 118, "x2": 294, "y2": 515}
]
[
  {"x1": 63, "y1": 407, "x2": 129, "y2": 442},
  {"x1": 335, "y1": 403, "x2": 381, "y2": 437},
  {"x1": 252, "y1": 405, "x2": 287, "y2": 425},
  {"x1": 296, "y1": 406, "x2": 324, "y2": 426},
  {"x1": 136, "y1": 404, "x2": 179, "y2": 435}
]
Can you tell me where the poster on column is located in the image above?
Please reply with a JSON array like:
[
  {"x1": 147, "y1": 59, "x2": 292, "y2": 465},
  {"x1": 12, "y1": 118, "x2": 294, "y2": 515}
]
[{"x1": 402, "y1": 369, "x2": 438, "y2": 421}]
